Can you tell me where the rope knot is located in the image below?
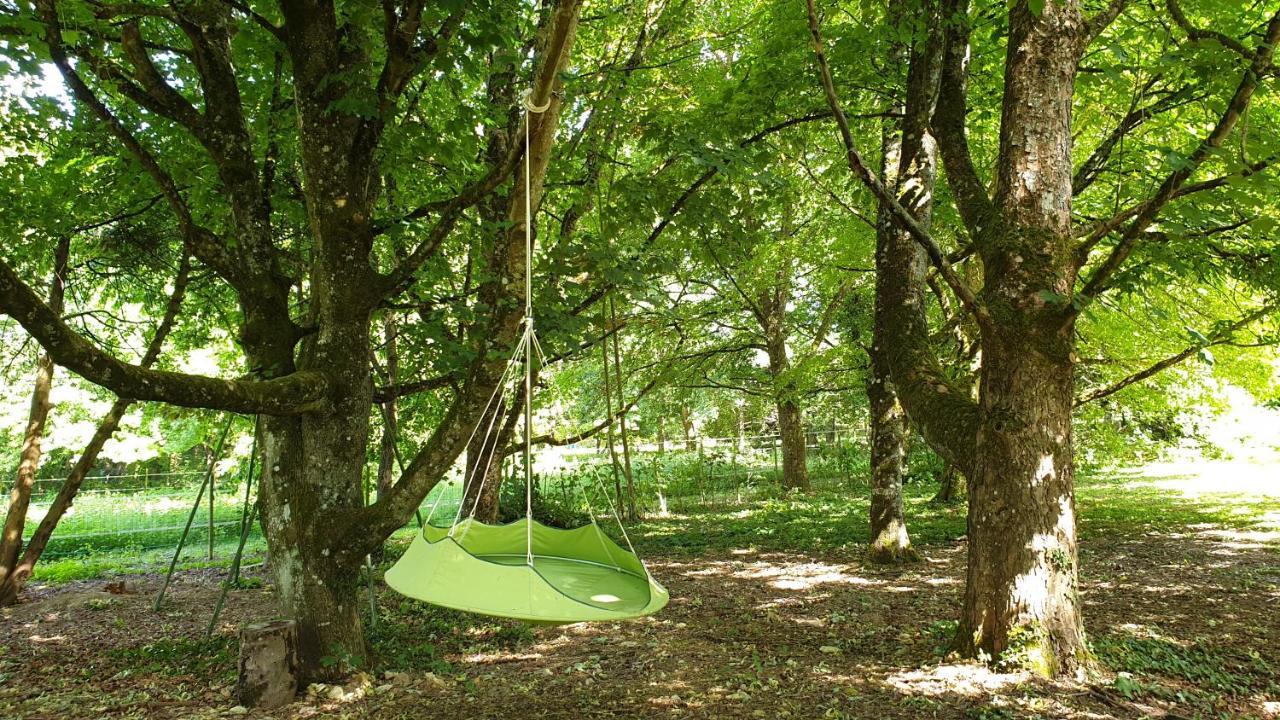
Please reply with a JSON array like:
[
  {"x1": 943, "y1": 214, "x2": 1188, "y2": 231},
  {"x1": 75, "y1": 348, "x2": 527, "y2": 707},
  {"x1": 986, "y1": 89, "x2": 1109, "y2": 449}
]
[{"x1": 521, "y1": 88, "x2": 552, "y2": 113}]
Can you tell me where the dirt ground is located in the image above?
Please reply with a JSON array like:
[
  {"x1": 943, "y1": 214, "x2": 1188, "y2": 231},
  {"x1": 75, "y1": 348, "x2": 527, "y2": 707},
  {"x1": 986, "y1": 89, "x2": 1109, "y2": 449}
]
[{"x1": 2, "y1": 520, "x2": 1277, "y2": 720}]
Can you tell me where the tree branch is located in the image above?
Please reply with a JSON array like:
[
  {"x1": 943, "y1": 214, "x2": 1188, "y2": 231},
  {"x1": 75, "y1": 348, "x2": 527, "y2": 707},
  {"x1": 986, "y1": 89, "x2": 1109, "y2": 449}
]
[
  {"x1": 1165, "y1": 0, "x2": 1250, "y2": 57},
  {"x1": 0, "y1": 255, "x2": 329, "y2": 415},
  {"x1": 1082, "y1": 0, "x2": 1129, "y2": 46},
  {"x1": 931, "y1": 0, "x2": 998, "y2": 242},
  {"x1": 804, "y1": 0, "x2": 994, "y2": 337},
  {"x1": 37, "y1": 1, "x2": 238, "y2": 283},
  {"x1": 1076, "y1": 11, "x2": 1280, "y2": 304},
  {"x1": 1076, "y1": 304, "x2": 1274, "y2": 405}
]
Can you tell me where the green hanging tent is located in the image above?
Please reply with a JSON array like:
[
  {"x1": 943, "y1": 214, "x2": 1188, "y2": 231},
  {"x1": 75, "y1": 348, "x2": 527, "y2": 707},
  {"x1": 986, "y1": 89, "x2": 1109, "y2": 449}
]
[
  {"x1": 385, "y1": 88, "x2": 668, "y2": 624},
  {"x1": 386, "y1": 519, "x2": 668, "y2": 623}
]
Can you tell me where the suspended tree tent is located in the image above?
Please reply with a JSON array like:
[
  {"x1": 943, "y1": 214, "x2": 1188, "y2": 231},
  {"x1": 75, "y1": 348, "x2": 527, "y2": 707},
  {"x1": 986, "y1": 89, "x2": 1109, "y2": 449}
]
[{"x1": 385, "y1": 90, "x2": 668, "y2": 624}]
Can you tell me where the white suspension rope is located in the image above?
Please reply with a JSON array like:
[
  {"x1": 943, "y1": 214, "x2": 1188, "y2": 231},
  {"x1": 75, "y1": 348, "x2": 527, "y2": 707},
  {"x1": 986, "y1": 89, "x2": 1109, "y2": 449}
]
[
  {"x1": 452, "y1": 331, "x2": 531, "y2": 545},
  {"x1": 426, "y1": 335, "x2": 524, "y2": 529},
  {"x1": 585, "y1": 461, "x2": 650, "y2": 577},
  {"x1": 521, "y1": 88, "x2": 550, "y2": 566}
]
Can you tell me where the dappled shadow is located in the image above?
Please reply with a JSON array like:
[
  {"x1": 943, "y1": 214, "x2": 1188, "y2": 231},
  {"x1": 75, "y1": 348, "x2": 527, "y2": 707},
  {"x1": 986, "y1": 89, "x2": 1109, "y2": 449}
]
[{"x1": 1, "y1": 471, "x2": 1277, "y2": 719}]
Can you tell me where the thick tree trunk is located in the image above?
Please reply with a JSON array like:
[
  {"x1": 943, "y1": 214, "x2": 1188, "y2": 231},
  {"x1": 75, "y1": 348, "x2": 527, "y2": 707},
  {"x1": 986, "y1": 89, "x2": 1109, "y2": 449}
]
[
  {"x1": 774, "y1": 398, "x2": 809, "y2": 491},
  {"x1": 954, "y1": 326, "x2": 1085, "y2": 675},
  {"x1": 0, "y1": 236, "x2": 68, "y2": 602},
  {"x1": 236, "y1": 620, "x2": 299, "y2": 709},
  {"x1": 947, "y1": 0, "x2": 1092, "y2": 677},
  {"x1": 11, "y1": 0, "x2": 586, "y2": 685}
]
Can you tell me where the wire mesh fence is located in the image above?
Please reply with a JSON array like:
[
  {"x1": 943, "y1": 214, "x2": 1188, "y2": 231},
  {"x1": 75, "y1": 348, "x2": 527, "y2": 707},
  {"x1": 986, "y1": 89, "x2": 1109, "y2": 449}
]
[
  {"x1": 416, "y1": 425, "x2": 870, "y2": 523},
  {"x1": 14, "y1": 425, "x2": 867, "y2": 576},
  {"x1": 23, "y1": 469, "x2": 265, "y2": 565}
]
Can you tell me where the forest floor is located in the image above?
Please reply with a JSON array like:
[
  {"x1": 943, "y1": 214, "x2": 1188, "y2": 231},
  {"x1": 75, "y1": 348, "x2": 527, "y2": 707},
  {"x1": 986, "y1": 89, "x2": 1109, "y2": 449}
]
[{"x1": 1, "y1": 463, "x2": 1277, "y2": 720}]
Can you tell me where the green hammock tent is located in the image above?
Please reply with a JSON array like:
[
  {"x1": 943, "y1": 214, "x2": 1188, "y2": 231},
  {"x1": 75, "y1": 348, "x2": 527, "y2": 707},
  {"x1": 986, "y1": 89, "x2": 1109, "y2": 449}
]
[
  {"x1": 386, "y1": 519, "x2": 668, "y2": 623},
  {"x1": 384, "y1": 89, "x2": 668, "y2": 624}
]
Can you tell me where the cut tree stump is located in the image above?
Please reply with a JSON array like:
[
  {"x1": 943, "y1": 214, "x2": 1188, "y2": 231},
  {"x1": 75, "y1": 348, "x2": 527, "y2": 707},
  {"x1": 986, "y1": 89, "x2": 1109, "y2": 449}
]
[{"x1": 236, "y1": 620, "x2": 298, "y2": 709}]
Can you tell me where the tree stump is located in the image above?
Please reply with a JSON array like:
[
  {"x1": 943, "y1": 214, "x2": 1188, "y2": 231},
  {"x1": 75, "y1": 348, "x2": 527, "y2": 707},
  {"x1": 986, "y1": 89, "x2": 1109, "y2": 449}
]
[{"x1": 236, "y1": 620, "x2": 298, "y2": 709}]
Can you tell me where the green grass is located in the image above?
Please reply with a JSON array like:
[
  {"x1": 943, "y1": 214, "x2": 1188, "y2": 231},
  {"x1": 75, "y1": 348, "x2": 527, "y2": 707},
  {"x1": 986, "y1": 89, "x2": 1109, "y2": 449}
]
[
  {"x1": 106, "y1": 637, "x2": 238, "y2": 680},
  {"x1": 32, "y1": 535, "x2": 269, "y2": 583},
  {"x1": 1095, "y1": 629, "x2": 1279, "y2": 707},
  {"x1": 1077, "y1": 474, "x2": 1279, "y2": 536},
  {"x1": 631, "y1": 485, "x2": 967, "y2": 554},
  {"x1": 630, "y1": 470, "x2": 1280, "y2": 556},
  {"x1": 24, "y1": 455, "x2": 1280, "y2": 586}
]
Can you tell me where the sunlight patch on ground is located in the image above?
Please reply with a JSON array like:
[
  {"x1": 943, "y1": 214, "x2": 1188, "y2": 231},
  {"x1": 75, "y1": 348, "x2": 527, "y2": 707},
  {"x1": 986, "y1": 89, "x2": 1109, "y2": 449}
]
[
  {"x1": 754, "y1": 595, "x2": 812, "y2": 610},
  {"x1": 883, "y1": 661, "x2": 1029, "y2": 697},
  {"x1": 731, "y1": 560, "x2": 879, "y2": 591},
  {"x1": 461, "y1": 651, "x2": 543, "y2": 664},
  {"x1": 1127, "y1": 460, "x2": 1280, "y2": 499},
  {"x1": 924, "y1": 577, "x2": 960, "y2": 586},
  {"x1": 1135, "y1": 583, "x2": 1196, "y2": 594}
]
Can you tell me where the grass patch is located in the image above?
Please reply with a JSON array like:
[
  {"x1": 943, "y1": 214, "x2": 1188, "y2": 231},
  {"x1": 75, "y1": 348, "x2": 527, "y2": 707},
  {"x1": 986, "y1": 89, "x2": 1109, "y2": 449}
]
[
  {"x1": 1095, "y1": 630, "x2": 1278, "y2": 706},
  {"x1": 26, "y1": 462, "x2": 1280, "y2": 585},
  {"x1": 106, "y1": 637, "x2": 237, "y2": 680},
  {"x1": 632, "y1": 486, "x2": 967, "y2": 554},
  {"x1": 1077, "y1": 474, "x2": 1280, "y2": 538},
  {"x1": 368, "y1": 593, "x2": 537, "y2": 674}
]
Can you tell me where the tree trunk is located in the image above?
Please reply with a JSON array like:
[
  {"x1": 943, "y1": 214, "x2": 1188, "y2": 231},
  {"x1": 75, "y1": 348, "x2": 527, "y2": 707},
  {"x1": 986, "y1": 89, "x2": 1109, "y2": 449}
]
[
  {"x1": 9, "y1": 0, "x2": 587, "y2": 685},
  {"x1": 932, "y1": 461, "x2": 966, "y2": 504},
  {"x1": 376, "y1": 314, "x2": 400, "y2": 505},
  {"x1": 867, "y1": 370, "x2": 917, "y2": 563},
  {"x1": 680, "y1": 406, "x2": 696, "y2": 451},
  {"x1": 774, "y1": 398, "x2": 809, "y2": 491},
  {"x1": 760, "y1": 261, "x2": 809, "y2": 492},
  {"x1": 608, "y1": 295, "x2": 638, "y2": 520},
  {"x1": 865, "y1": 3, "x2": 937, "y2": 563},
  {"x1": 946, "y1": 0, "x2": 1091, "y2": 677},
  {"x1": 599, "y1": 318, "x2": 626, "y2": 511},
  {"x1": 236, "y1": 620, "x2": 299, "y2": 709},
  {"x1": 0, "y1": 236, "x2": 68, "y2": 601}
]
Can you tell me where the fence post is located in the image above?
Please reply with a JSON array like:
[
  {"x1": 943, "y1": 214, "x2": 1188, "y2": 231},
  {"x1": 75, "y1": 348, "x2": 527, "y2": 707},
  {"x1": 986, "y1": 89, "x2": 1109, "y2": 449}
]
[
  {"x1": 773, "y1": 435, "x2": 779, "y2": 478},
  {"x1": 698, "y1": 437, "x2": 706, "y2": 508},
  {"x1": 156, "y1": 415, "x2": 233, "y2": 611},
  {"x1": 208, "y1": 464, "x2": 216, "y2": 560}
]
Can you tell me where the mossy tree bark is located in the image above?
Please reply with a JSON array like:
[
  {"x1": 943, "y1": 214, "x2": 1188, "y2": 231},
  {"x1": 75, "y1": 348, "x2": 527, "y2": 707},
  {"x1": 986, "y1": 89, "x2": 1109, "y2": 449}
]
[
  {"x1": 865, "y1": 0, "x2": 943, "y2": 564},
  {"x1": 807, "y1": 0, "x2": 1161, "y2": 677},
  {"x1": 814, "y1": 0, "x2": 1278, "y2": 676},
  {"x1": 1, "y1": 0, "x2": 587, "y2": 683}
]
